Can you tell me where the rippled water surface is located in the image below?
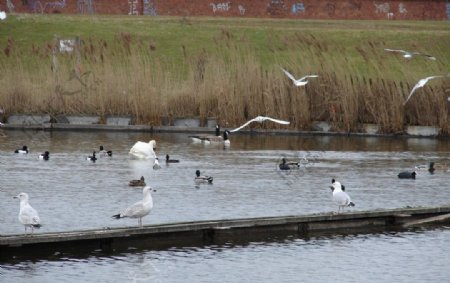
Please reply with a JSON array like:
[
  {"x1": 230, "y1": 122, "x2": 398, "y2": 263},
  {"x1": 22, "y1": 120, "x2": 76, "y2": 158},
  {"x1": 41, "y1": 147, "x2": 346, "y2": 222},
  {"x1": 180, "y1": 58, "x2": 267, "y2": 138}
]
[{"x1": 1, "y1": 130, "x2": 449, "y2": 282}]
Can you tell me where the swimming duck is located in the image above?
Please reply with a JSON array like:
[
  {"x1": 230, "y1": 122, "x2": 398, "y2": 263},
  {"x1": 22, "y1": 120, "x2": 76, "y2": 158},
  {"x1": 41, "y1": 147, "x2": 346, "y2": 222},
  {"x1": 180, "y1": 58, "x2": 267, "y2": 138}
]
[
  {"x1": 39, "y1": 151, "x2": 50, "y2": 161},
  {"x1": 129, "y1": 176, "x2": 146, "y2": 187},
  {"x1": 279, "y1": 158, "x2": 300, "y2": 170},
  {"x1": 86, "y1": 151, "x2": 97, "y2": 162},
  {"x1": 428, "y1": 162, "x2": 448, "y2": 173},
  {"x1": 195, "y1": 170, "x2": 213, "y2": 184},
  {"x1": 398, "y1": 170, "x2": 416, "y2": 179},
  {"x1": 99, "y1": 145, "x2": 112, "y2": 157},
  {"x1": 15, "y1": 146, "x2": 29, "y2": 154},
  {"x1": 166, "y1": 154, "x2": 180, "y2": 163},
  {"x1": 129, "y1": 140, "x2": 157, "y2": 159},
  {"x1": 153, "y1": 158, "x2": 161, "y2": 170}
]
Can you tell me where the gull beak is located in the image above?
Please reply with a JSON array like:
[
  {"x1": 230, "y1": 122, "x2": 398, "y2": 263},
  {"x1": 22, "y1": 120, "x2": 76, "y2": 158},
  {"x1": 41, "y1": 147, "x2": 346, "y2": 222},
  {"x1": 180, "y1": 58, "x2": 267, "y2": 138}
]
[
  {"x1": 13, "y1": 195, "x2": 18, "y2": 199},
  {"x1": 153, "y1": 189, "x2": 157, "y2": 192}
]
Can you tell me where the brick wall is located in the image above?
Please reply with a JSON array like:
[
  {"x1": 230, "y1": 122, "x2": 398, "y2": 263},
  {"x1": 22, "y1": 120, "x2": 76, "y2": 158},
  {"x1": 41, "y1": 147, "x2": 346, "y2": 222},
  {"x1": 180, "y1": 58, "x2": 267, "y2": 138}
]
[{"x1": 2, "y1": 0, "x2": 449, "y2": 20}]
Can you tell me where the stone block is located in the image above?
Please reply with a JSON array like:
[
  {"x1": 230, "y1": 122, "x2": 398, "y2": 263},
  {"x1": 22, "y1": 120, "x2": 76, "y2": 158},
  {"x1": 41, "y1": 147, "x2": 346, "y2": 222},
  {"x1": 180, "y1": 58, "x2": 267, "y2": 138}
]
[
  {"x1": 106, "y1": 116, "x2": 132, "y2": 126},
  {"x1": 7, "y1": 114, "x2": 51, "y2": 125},
  {"x1": 206, "y1": 117, "x2": 218, "y2": 128},
  {"x1": 406, "y1": 126, "x2": 440, "y2": 137},
  {"x1": 173, "y1": 117, "x2": 201, "y2": 127},
  {"x1": 66, "y1": 115, "x2": 100, "y2": 125},
  {"x1": 363, "y1": 124, "x2": 380, "y2": 135},
  {"x1": 311, "y1": 121, "x2": 331, "y2": 132}
]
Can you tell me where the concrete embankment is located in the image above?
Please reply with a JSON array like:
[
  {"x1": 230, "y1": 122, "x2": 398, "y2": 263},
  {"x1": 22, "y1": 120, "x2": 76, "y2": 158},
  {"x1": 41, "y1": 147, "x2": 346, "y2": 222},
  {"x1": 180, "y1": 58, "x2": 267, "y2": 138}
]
[{"x1": 2, "y1": 206, "x2": 450, "y2": 261}]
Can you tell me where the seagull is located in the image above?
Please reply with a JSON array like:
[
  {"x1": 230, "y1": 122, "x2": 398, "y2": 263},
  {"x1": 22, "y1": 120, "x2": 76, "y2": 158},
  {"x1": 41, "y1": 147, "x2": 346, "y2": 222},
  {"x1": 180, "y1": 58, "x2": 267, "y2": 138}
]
[
  {"x1": 281, "y1": 68, "x2": 318, "y2": 87},
  {"x1": 384, "y1": 48, "x2": 436, "y2": 60},
  {"x1": 230, "y1": 116, "x2": 290, "y2": 132},
  {"x1": 330, "y1": 181, "x2": 355, "y2": 213},
  {"x1": 404, "y1": 75, "x2": 447, "y2": 105},
  {"x1": 0, "y1": 11, "x2": 6, "y2": 21},
  {"x1": 14, "y1": 192, "x2": 41, "y2": 233},
  {"x1": 112, "y1": 186, "x2": 155, "y2": 227}
]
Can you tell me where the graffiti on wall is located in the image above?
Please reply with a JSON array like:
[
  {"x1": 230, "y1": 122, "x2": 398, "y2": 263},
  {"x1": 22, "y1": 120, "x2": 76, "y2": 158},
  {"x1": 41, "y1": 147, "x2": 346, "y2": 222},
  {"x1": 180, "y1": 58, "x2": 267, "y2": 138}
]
[
  {"x1": 6, "y1": 0, "x2": 15, "y2": 12},
  {"x1": 210, "y1": 2, "x2": 231, "y2": 13},
  {"x1": 291, "y1": 3, "x2": 305, "y2": 14},
  {"x1": 446, "y1": 3, "x2": 450, "y2": 20},
  {"x1": 374, "y1": 2, "x2": 390, "y2": 14},
  {"x1": 44, "y1": 0, "x2": 66, "y2": 11},
  {"x1": 238, "y1": 4, "x2": 245, "y2": 15},
  {"x1": 128, "y1": 0, "x2": 138, "y2": 15},
  {"x1": 77, "y1": 0, "x2": 95, "y2": 14},
  {"x1": 143, "y1": 0, "x2": 157, "y2": 16}
]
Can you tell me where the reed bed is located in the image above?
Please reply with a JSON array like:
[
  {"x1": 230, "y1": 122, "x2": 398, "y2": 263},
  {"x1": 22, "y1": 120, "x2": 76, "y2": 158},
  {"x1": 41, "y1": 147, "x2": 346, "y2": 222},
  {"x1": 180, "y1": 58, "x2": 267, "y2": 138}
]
[{"x1": 0, "y1": 15, "x2": 449, "y2": 134}]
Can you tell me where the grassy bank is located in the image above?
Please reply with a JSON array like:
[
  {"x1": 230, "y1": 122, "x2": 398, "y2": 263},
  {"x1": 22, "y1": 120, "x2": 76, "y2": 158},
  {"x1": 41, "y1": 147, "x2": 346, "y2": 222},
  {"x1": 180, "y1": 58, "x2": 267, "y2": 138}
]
[{"x1": 0, "y1": 15, "x2": 449, "y2": 133}]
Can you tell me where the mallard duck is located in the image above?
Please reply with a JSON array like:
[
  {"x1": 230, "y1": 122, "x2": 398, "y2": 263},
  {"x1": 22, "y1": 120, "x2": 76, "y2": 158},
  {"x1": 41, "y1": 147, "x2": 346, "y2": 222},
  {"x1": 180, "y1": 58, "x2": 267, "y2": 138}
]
[
  {"x1": 86, "y1": 151, "x2": 97, "y2": 162},
  {"x1": 428, "y1": 162, "x2": 448, "y2": 173},
  {"x1": 99, "y1": 145, "x2": 112, "y2": 157},
  {"x1": 129, "y1": 176, "x2": 146, "y2": 187},
  {"x1": 39, "y1": 151, "x2": 50, "y2": 161},
  {"x1": 15, "y1": 146, "x2": 29, "y2": 154},
  {"x1": 195, "y1": 170, "x2": 213, "y2": 184},
  {"x1": 279, "y1": 158, "x2": 300, "y2": 170},
  {"x1": 129, "y1": 140, "x2": 156, "y2": 159},
  {"x1": 166, "y1": 154, "x2": 180, "y2": 163}
]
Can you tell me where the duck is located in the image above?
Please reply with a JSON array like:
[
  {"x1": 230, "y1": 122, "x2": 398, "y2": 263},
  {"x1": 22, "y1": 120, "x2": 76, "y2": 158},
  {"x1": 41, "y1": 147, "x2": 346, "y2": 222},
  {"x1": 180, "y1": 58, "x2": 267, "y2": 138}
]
[
  {"x1": 428, "y1": 162, "x2": 448, "y2": 174},
  {"x1": 153, "y1": 158, "x2": 161, "y2": 170},
  {"x1": 330, "y1": 181, "x2": 355, "y2": 213},
  {"x1": 39, "y1": 151, "x2": 50, "y2": 161},
  {"x1": 129, "y1": 176, "x2": 146, "y2": 187},
  {"x1": 86, "y1": 151, "x2": 97, "y2": 162},
  {"x1": 129, "y1": 140, "x2": 157, "y2": 159},
  {"x1": 279, "y1": 158, "x2": 300, "y2": 170},
  {"x1": 398, "y1": 170, "x2": 416, "y2": 179},
  {"x1": 99, "y1": 145, "x2": 112, "y2": 157},
  {"x1": 195, "y1": 170, "x2": 213, "y2": 184},
  {"x1": 166, "y1": 154, "x2": 180, "y2": 163},
  {"x1": 15, "y1": 146, "x2": 29, "y2": 154}
]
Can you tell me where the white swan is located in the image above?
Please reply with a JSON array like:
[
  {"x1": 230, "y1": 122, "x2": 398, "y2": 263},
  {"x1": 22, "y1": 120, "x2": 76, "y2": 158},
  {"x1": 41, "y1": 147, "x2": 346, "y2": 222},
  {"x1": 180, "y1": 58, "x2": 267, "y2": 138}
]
[{"x1": 129, "y1": 140, "x2": 157, "y2": 159}]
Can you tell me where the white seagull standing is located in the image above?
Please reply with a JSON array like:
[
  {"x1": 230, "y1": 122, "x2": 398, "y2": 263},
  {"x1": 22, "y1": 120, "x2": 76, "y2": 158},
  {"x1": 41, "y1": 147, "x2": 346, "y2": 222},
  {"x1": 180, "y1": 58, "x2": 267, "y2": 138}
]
[
  {"x1": 14, "y1": 192, "x2": 41, "y2": 233},
  {"x1": 112, "y1": 186, "x2": 155, "y2": 227},
  {"x1": 230, "y1": 116, "x2": 290, "y2": 132},
  {"x1": 384, "y1": 48, "x2": 436, "y2": 60},
  {"x1": 330, "y1": 181, "x2": 355, "y2": 213},
  {"x1": 129, "y1": 140, "x2": 157, "y2": 159},
  {"x1": 403, "y1": 75, "x2": 447, "y2": 105},
  {"x1": 281, "y1": 68, "x2": 318, "y2": 87}
]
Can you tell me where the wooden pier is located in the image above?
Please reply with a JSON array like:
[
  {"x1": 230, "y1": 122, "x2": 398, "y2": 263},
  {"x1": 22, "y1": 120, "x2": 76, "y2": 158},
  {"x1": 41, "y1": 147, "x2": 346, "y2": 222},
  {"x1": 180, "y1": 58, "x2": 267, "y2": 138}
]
[{"x1": 2, "y1": 206, "x2": 450, "y2": 260}]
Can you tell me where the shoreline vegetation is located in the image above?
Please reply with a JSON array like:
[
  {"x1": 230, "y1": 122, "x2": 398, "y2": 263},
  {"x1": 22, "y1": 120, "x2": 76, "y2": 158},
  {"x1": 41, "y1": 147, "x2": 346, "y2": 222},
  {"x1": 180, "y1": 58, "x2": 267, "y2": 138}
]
[{"x1": 0, "y1": 15, "x2": 449, "y2": 134}]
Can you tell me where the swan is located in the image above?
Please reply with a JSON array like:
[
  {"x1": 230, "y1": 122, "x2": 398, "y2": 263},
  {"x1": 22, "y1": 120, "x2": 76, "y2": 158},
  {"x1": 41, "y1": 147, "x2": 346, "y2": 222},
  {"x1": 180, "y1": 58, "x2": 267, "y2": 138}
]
[{"x1": 129, "y1": 140, "x2": 157, "y2": 159}]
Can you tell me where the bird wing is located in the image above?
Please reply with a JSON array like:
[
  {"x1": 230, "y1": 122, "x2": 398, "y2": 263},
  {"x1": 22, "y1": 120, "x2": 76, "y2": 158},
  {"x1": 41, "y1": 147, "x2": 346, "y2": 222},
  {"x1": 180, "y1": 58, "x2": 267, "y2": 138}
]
[
  {"x1": 298, "y1": 75, "x2": 319, "y2": 82},
  {"x1": 384, "y1": 48, "x2": 407, "y2": 54},
  {"x1": 263, "y1": 116, "x2": 291, "y2": 125},
  {"x1": 334, "y1": 191, "x2": 352, "y2": 206},
  {"x1": 281, "y1": 68, "x2": 297, "y2": 82},
  {"x1": 19, "y1": 204, "x2": 40, "y2": 225},
  {"x1": 404, "y1": 76, "x2": 444, "y2": 105},
  {"x1": 229, "y1": 117, "x2": 259, "y2": 132},
  {"x1": 121, "y1": 200, "x2": 147, "y2": 218}
]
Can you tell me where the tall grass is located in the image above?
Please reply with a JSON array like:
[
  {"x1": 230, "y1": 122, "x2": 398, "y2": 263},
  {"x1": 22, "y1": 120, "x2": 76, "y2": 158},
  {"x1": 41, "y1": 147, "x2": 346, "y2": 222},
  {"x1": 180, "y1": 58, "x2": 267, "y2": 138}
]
[{"x1": 0, "y1": 15, "x2": 449, "y2": 134}]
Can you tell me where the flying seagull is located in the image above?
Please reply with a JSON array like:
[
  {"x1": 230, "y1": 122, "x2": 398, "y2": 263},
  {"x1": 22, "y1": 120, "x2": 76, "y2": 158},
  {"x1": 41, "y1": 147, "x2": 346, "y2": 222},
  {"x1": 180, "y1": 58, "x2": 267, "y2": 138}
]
[
  {"x1": 281, "y1": 68, "x2": 318, "y2": 86},
  {"x1": 384, "y1": 48, "x2": 436, "y2": 60},
  {"x1": 230, "y1": 116, "x2": 290, "y2": 132},
  {"x1": 404, "y1": 75, "x2": 447, "y2": 105}
]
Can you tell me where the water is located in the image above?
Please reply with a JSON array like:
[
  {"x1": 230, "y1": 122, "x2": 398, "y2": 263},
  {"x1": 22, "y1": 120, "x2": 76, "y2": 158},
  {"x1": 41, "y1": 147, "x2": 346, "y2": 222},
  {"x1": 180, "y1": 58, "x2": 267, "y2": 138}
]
[{"x1": 1, "y1": 130, "x2": 449, "y2": 282}]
